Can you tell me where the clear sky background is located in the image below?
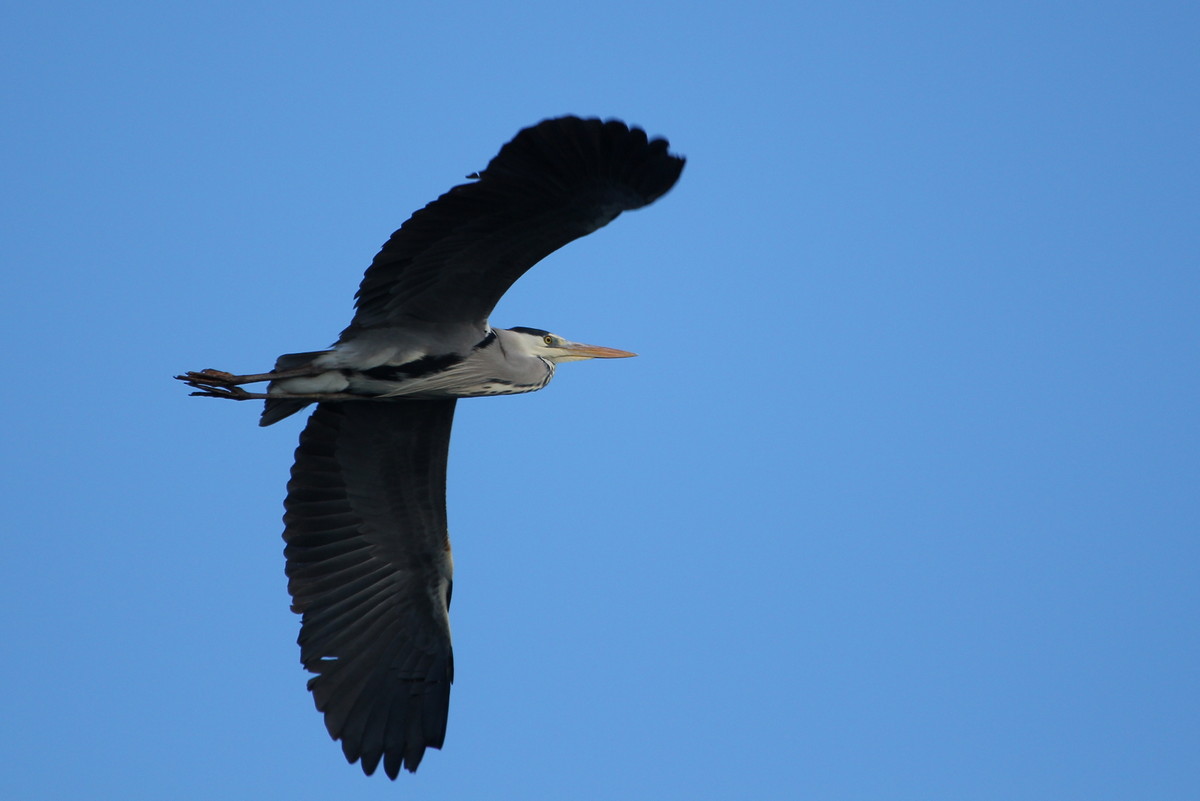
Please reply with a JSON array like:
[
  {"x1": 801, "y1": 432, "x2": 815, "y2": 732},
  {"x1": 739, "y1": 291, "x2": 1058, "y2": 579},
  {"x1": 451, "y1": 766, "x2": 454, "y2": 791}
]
[{"x1": 2, "y1": 2, "x2": 1197, "y2": 799}]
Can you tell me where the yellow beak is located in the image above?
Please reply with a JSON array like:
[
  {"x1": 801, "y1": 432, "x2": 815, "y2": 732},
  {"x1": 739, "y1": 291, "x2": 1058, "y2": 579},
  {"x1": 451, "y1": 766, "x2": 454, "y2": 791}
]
[{"x1": 561, "y1": 342, "x2": 638, "y2": 359}]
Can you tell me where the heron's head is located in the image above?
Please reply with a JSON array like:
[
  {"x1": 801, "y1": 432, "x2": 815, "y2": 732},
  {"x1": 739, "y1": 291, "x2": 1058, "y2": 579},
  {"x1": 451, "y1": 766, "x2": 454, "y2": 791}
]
[{"x1": 507, "y1": 326, "x2": 636, "y2": 364}]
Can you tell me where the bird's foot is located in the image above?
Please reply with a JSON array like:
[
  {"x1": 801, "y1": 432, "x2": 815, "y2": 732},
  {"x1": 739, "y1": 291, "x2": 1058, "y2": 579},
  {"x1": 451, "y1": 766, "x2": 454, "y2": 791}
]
[
  {"x1": 174, "y1": 364, "x2": 327, "y2": 388},
  {"x1": 175, "y1": 372, "x2": 271, "y2": 401},
  {"x1": 175, "y1": 368, "x2": 239, "y2": 385}
]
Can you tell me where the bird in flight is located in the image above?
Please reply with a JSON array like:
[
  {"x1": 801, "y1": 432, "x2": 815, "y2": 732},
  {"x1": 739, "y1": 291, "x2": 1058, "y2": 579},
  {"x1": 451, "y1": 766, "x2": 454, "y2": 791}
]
[{"x1": 176, "y1": 116, "x2": 684, "y2": 778}]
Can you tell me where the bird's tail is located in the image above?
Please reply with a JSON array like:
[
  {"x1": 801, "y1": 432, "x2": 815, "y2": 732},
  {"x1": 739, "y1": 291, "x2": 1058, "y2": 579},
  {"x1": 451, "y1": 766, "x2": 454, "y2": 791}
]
[{"x1": 259, "y1": 350, "x2": 329, "y2": 427}]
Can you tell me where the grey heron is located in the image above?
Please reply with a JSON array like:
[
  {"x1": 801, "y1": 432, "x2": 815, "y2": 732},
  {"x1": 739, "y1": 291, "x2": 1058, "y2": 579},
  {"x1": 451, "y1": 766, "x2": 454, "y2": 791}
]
[{"x1": 176, "y1": 116, "x2": 684, "y2": 778}]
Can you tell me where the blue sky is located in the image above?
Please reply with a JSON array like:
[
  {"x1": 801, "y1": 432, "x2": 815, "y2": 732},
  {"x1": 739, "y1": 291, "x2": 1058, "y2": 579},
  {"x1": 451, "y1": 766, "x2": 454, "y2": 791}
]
[{"x1": 2, "y1": 1, "x2": 1197, "y2": 798}]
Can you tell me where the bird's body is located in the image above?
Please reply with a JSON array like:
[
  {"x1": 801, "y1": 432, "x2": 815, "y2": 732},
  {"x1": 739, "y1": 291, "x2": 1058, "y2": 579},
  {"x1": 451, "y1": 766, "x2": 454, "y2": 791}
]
[
  {"x1": 177, "y1": 116, "x2": 683, "y2": 778},
  {"x1": 260, "y1": 325, "x2": 630, "y2": 423}
]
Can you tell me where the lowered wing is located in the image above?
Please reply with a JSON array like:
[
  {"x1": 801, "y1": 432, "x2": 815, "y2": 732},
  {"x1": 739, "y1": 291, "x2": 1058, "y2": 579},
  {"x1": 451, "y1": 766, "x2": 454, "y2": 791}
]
[{"x1": 283, "y1": 399, "x2": 457, "y2": 777}]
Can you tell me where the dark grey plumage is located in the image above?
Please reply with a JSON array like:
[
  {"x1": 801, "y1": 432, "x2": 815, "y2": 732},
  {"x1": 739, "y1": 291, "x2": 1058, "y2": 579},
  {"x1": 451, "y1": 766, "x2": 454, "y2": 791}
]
[
  {"x1": 284, "y1": 400, "x2": 456, "y2": 777},
  {"x1": 178, "y1": 115, "x2": 683, "y2": 778},
  {"x1": 347, "y1": 116, "x2": 684, "y2": 333}
]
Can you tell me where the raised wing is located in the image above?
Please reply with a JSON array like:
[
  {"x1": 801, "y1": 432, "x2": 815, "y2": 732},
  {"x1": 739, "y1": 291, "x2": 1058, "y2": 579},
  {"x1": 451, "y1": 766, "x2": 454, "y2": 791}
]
[
  {"x1": 283, "y1": 399, "x2": 457, "y2": 778},
  {"x1": 343, "y1": 116, "x2": 685, "y2": 335}
]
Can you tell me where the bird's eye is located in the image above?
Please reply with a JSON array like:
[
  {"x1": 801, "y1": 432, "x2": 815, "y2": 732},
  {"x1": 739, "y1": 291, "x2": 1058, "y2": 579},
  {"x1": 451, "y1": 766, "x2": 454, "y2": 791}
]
[{"x1": 543, "y1": 335, "x2": 554, "y2": 345}]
